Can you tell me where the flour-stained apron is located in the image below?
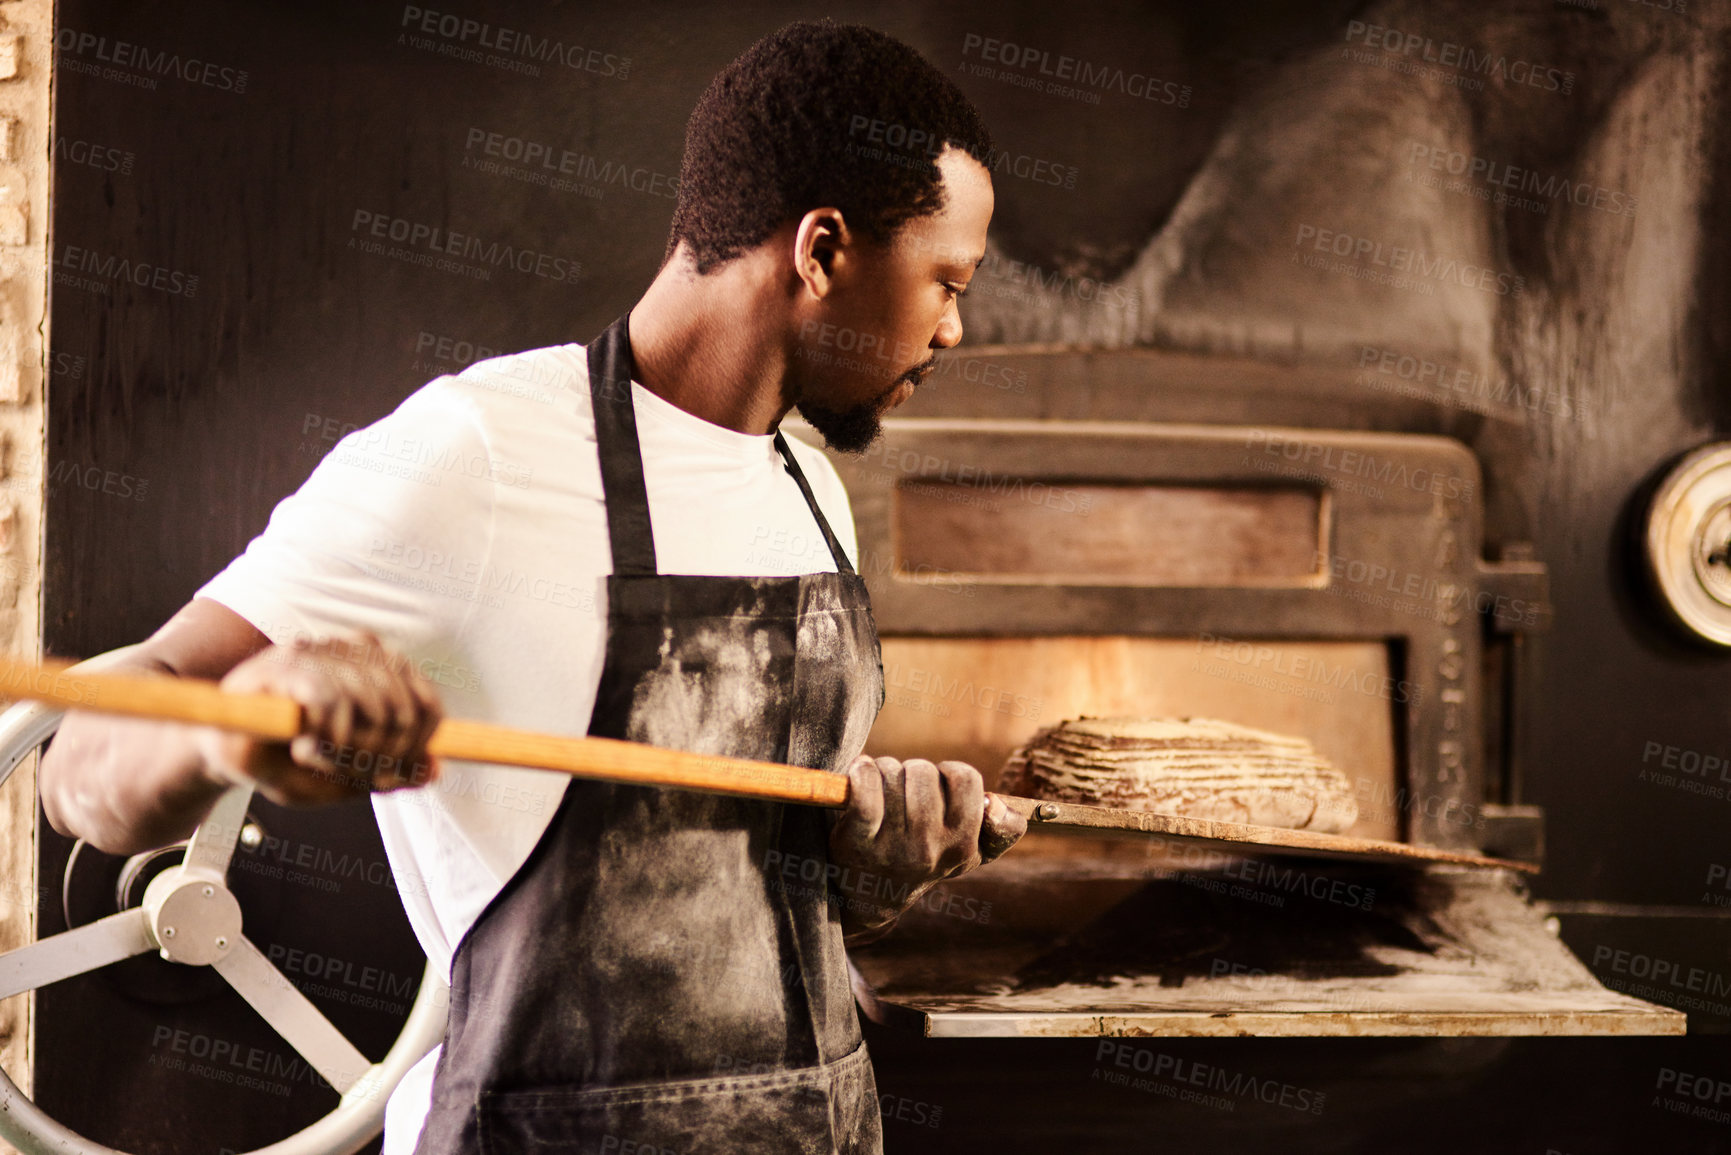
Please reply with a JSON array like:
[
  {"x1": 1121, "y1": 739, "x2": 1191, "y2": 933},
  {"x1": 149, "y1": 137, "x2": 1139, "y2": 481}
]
[{"x1": 412, "y1": 313, "x2": 886, "y2": 1154}]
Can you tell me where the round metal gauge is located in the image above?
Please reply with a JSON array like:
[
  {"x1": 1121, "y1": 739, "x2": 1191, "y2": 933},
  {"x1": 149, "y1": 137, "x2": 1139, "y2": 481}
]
[{"x1": 1646, "y1": 443, "x2": 1731, "y2": 646}]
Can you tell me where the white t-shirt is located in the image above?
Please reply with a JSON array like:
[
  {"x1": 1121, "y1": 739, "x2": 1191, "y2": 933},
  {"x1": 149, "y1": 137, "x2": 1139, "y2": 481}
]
[{"x1": 195, "y1": 343, "x2": 859, "y2": 1154}]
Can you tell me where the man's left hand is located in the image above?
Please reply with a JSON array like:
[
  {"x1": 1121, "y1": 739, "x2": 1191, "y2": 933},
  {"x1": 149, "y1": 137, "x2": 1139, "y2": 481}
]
[{"x1": 829, "y1": 755, "x2": 1028, "y2": 944}]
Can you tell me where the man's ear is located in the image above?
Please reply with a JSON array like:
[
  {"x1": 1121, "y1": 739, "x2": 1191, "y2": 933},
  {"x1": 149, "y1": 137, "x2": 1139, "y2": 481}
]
[{"x1": 792, "y1": 208, "x2": 851, "y2": 300}]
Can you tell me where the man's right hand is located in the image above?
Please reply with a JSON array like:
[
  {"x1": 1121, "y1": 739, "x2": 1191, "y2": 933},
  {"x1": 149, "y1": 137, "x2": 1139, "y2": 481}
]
[
  {"x1": 41, "y1": 600, "x2": 448, "y2": 855},
  {"x1": 197, "y1": 632, "x2": 444, "y2": 806}
]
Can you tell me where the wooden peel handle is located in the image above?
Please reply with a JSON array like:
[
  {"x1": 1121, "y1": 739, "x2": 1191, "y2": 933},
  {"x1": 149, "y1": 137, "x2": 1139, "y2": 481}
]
[
  {"x1": 0, "y1": 657, "x2": 303, "y2": 740},
  {"x1": 0, "y1": 656, "x2": 852, "y2": 808},
  {"x1": 428, "y1": 719, "x2": 851, "y2": 807}
]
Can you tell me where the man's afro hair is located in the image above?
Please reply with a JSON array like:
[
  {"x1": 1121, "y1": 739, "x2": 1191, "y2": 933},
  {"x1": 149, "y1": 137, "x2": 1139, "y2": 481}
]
[{"x1": 667, "y1": 21, "x2": 993, "y2": 273}]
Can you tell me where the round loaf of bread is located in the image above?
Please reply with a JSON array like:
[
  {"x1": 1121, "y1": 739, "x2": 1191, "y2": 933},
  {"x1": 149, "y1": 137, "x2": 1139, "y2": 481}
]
[{"x1": 1000, "y1": 716, "x2": 1359, "y2": 833}]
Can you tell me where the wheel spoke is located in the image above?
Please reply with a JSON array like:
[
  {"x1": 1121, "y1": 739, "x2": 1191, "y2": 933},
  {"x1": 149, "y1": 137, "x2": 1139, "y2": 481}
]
[
  {"x1": 0, "y1": 908, "x2": 154, "y2": 1001},
  {"x1": 183, "y1": 784, "x2": 253, "y2": 877},
  {"x1": 213, "y1": 936, "x2": 372, "y2": 1093}
]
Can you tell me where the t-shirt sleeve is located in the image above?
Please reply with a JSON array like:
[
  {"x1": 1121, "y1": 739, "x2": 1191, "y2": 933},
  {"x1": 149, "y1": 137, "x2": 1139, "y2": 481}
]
[{"x1": 196, "y1": 379, "x2": 499, "y2": 654}]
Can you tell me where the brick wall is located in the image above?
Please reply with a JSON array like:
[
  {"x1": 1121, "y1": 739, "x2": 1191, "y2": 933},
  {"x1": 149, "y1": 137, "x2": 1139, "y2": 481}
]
[{"x1": 0, "y1": 0, "x2": 55, "y2": 1127}]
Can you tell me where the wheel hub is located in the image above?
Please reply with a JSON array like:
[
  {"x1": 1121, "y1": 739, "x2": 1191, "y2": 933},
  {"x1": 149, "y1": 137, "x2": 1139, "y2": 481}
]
[{"x1": 141, "y1": 868, "x2": 242, "y2": 967}]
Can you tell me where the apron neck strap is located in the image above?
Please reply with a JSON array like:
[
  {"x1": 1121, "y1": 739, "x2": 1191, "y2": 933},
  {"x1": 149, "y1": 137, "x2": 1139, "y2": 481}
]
[
  {"x1": 587, "y1": 312, "x2": 860, "y2": 579},
  {"x1": 772, "y1": 433, "x2": 857, "y2": 576},
  {"x1": 588, "y1": 314, "x2": 659, "y2": 577}
]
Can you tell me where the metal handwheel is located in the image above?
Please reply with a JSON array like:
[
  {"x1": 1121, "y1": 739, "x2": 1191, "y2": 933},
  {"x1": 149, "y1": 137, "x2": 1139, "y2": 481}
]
[{"x1": 0, "y1": 651, "x2": 449, "y2": 1155}]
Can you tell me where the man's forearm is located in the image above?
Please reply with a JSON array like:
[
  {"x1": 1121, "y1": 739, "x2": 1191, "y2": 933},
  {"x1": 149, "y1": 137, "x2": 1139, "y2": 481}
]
[
  {"x1": 40, "y1": 670, "x2": 229, "y2": 856},
  {"x1": 38, "y1": 599, "x2": 284, "y2": 855}
]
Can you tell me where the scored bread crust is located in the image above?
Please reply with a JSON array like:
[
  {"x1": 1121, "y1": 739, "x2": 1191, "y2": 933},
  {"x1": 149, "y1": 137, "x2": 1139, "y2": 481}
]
[{"x1": 999, "y1": 716, "x2": 1359, "y2": 833}]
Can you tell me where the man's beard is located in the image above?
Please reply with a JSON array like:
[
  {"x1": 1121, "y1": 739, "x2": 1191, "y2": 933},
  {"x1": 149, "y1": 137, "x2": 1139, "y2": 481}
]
[{"x1": 797, "y1": 356, "x2": 936, "y2": 454}]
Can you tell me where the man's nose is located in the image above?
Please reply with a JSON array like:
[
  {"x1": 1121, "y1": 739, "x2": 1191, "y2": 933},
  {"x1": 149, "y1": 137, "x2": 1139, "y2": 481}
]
[{"x1": 933, "y1": 299, "x2": 963, "y2": 349}]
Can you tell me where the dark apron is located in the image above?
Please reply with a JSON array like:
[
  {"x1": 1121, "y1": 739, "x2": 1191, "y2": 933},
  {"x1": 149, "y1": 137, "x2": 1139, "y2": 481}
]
[{"x1": 412, "y1": 315, "x2": 887, "y2": 1155}]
